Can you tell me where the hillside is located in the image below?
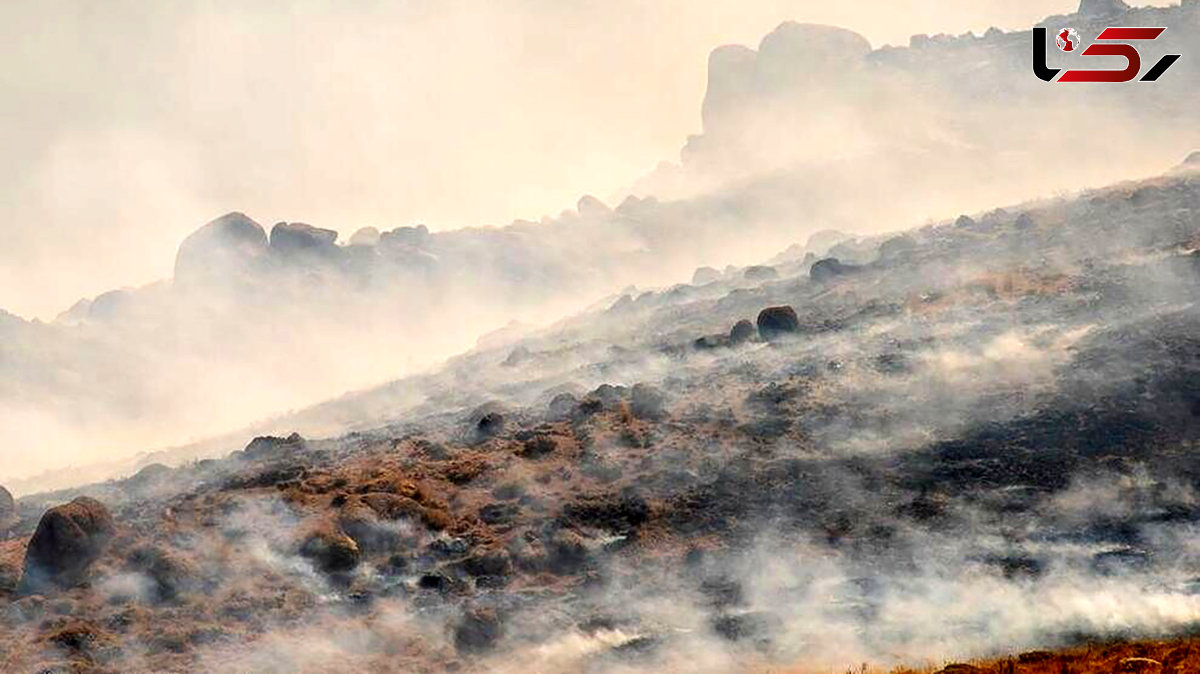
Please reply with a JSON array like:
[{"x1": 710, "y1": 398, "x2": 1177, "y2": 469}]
[{"x1": 4, "y1": 160, "x2": 1200, "y2": 672}]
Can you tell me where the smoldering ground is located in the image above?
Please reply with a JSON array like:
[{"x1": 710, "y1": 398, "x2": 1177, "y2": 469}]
[{"x1": 5, "y1": 162, "x2": 1200, "y2": 672}]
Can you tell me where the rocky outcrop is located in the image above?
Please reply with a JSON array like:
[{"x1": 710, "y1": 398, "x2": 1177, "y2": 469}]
[
  {"x1": 21, "y1": 497, "x2": 116, "y2": 591},
  {"x1": 174, "y1": 212, "x2": 268, "y2": 286}
]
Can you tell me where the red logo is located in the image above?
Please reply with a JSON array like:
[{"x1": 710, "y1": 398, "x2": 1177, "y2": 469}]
[{"x1": 1033, "y1": 26, "x2": 1180, "y2": 83}]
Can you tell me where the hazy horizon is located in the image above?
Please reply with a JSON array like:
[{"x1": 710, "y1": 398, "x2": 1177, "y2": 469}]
[{"x1": 0, "y1": 0, "x2": 1128, "y2": 319}]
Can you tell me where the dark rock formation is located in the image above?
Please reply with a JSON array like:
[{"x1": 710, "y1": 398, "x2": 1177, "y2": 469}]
[
  {"x1": 454, "y1": 606, "x2": 503, "y2": 654},
  {"x1": 269, "y1": 222, "x2": 339, "y2": 257},
  {"x1": 21, "y1": 497, "x2": 116, "y2": 591},
  {"x1": 631, "y1": 383, "x2": 666, "y2": 420},
  {"x1": 476, "y1": 412, "x2": 505, "y2": 439},
  {"x1": 299, "y1": 529, "x2": 360, "y2": 574},
  {"x1": 730, "y1": 319, "x2": 757, "y2": 345},
  {"x1": 756, "y1": 306, "x2": 800, "y2": 341},
  {"x1": 243, "y1": 432, "x2": 307, "y2": 460},
  {"x1": 174, "y1": 212, "x2": 268, "y2": 286}
]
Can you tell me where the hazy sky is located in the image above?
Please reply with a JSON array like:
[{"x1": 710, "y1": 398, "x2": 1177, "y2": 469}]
[{"x1": 0, "y1": 0, "x2": 1145, "y2": 318}]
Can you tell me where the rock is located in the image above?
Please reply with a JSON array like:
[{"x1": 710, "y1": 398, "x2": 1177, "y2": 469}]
[
  {"x1": 809, "y1": 257, "x2": 860, "y2": 283},
  {"x1": 124, "y1": 546, "x2": 194, "y2": 603},
  {"x1": 502, "y1": 345, "x2": 531, "y2": 367},
  {"x1": 476, "y1": 412, "x2": 505, "y2": 439},
  {"x1": 693, "y1": 334, "x2": 730, "y2": 350},
  {"x1": 126, "y1": 463, "x2": 170, "y2": 489},
  {"x1": 519, "y1": 434, "x2": 558, "y2": 459},
  {"x1": 461, "y1": 550, "x2": 512, "y2": 578},
  {"x1": 806, "y1": 230, "x2": 853, "y2": 257},
  {"x1": 243, "y1": 432, "x2": 306, "y2": 460},
  {"x1": 378, "y1": 225, "x2": 430, "y2": 251},
  {"x1": 299, "y1": 530, "x2": 360, "y2": 574},
  {"x1": 1182, "y1": 151, "x2": 1200, "y2": 167},
  {"x1": 174, "y1": 212, "x2": 268, "y2": 286},
  {"x1": 577, "y1": 195, "x2": 611, "y2": 217},
  {"x1": 630, "y1": 383, "x2": 666, "y2": 420},
  {"x1": 547, "y1": 393, "x2": 578, "y2": 421},
  {"x1": 269, "y1": 222, "x2": 339, "y2": 257},
  {"x1": 692, "y1": 266, "x2": 722, "y2": 285},
  {"x1": 711, "y1": 611, "x2": 781, "y2": 642},
  {"x1": 1014, "y1": 213, "x2": 1036, "y2": 230},
  {"x1": 954, "y1": 214, "x2": 977, "y2": 229},
  {"x1": 729, "y1": 319, "x2": 756, "y2": 345},
  {"x1": 743, "y1": 265, "x2": 778, "y2": 282},
  {"x1": 756, "y1": 22, "x2": 871, "y2": 88},
  {"x1": 756, "y1": 306, "x2": 800, "y2": 341},
  {"x1": 454, "y1": 606, "x2": 503, "y2": 654},
  {"x1": 0, "y1": 484, "x2": 14, "y2": 528},
  {"x1": 878, "y1": 235, "x2": 917, "y2": 261},
  {"x1": 348, "y1": 226, "x2": 381, "y2": 246},
  {"x1": 1078, "y1": 0, "x2": 1130, "y2": 16},
  {"x1": 21, "y1": 497, "x2": 116, "y2": 591}
]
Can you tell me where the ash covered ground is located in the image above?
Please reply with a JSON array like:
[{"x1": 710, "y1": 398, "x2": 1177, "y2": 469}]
[{"x1": 6, "y1": 164, "x2": 1200, "y2": 672}]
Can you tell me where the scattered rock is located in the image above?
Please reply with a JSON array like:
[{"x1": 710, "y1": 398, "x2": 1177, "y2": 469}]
[
  {"x1": 756, "y1": 306, "x2": 800, "y2": 341},
  {"x1": 729, "y1": 319, "x2": 756, "y2": 345},
  {"x1": 630, "y1": 383, "x2": 666, "y2": 420},
  {"x1": 299, "y1": 529, "x2": 361, "y2": 574},
  {"x1": 21, "y1": 497, "x2": 116, "y2": 591},
  {"x1": 454, "y1": 606, "x2": 503, "y2": 654},
  {"x1": 124, "y1": 547, "x2": 195, "y2": 603},
  {"x1": 475, "y1": 411, "x2": 506, "y2": 439},
  {"x1": 809, "y1": 257, "x2": 861, "y2": 283},
  {"x1": 693, "y1": 334, "x2": 731, "y2": 350}
]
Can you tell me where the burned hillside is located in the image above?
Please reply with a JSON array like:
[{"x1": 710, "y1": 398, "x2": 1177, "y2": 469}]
[{"x1": 4, "y1": 162, "x2": 1200, "y2": 672}]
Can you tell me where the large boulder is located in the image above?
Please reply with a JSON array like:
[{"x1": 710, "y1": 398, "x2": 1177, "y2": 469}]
[
  {"x1": 756, "y1": 306, "x2": 800, "y2": 341},
  {"x1": 174, "y1": 212, "x2": 268, "y2": 286},
  {"x1": 269, "y1": 222, "x2": 339, "y2": 258},
  {"x1": 454, "y1": 606, "x2": 504, "y2": 654},
  {"x1": 21, "y1": 497, "x2": 116, "y2": 591}
]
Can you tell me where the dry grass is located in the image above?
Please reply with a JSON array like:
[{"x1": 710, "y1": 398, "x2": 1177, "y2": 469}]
[{"x1": 770, "y1": 637, "x2": 1200, "y2": 674}]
